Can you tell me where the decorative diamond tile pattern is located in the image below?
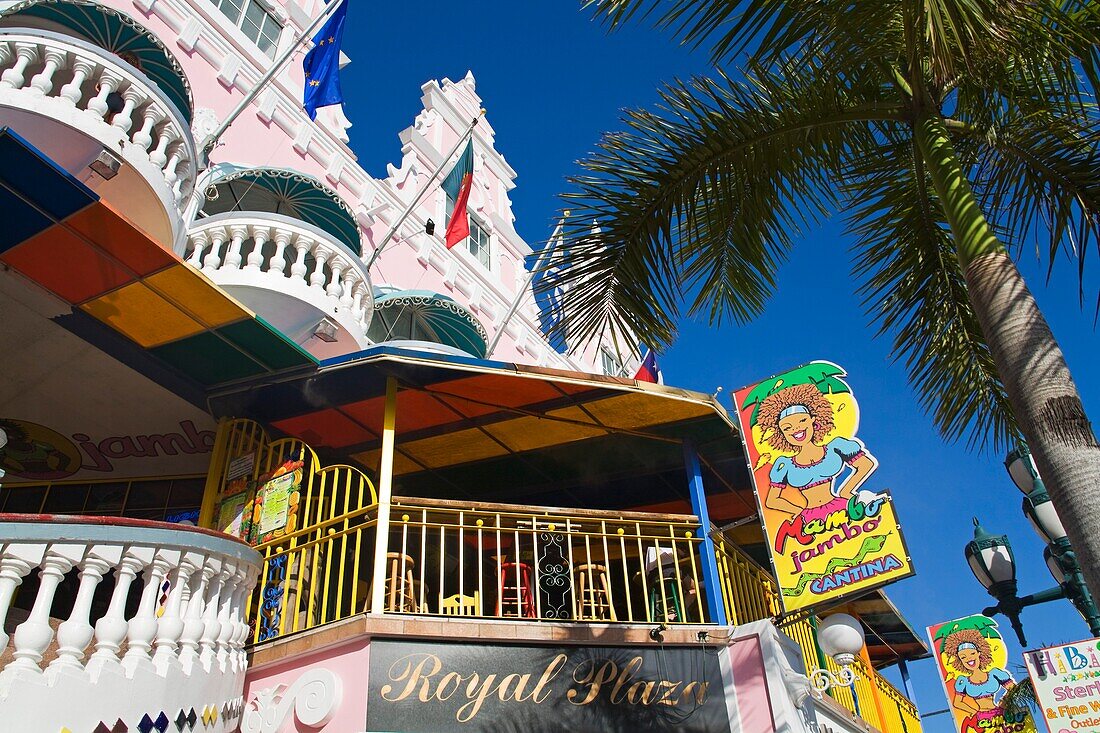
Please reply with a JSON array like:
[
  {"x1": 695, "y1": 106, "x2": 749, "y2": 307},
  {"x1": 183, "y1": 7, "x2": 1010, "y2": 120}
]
[
  {"x1": 138, "y1": 714, "x2": 155, "y2": 733},
  {"x1": 201, "y1": 704, "x2": 218, "y2": 726},
  {"x1": 111, "y1": 720, "x2": 128, "y2": 733},
  {"x1": 92, "y1": 725, "x2": 111, "y2": 733},
  {"x1": 154, "y1": 712, "x2": 170, "y2": 732},
  {"x1": 186, "y1": 708, "x2": 197, "y2": 730}
]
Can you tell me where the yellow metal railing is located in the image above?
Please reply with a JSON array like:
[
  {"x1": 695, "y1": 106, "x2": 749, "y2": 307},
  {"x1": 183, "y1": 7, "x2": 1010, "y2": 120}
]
[
  {"x1": 715, "y1": 540, "x2": 920, "y2": 732},
  {"x1": 388, "y1": 497, "x2": 708, "y2": 624},
  {"x1": 249, "y1": 462, "x2": 379, "y2": 643}
]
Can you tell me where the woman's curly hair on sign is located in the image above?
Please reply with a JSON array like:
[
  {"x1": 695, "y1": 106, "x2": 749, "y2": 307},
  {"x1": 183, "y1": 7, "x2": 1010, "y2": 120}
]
[{"x1": 757, "y1": 384, "x2": 836, "y2": 453}]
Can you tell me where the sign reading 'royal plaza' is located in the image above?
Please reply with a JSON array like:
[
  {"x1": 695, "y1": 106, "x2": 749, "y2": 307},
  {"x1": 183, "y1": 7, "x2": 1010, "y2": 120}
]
[{"x1": 365, "y1": 639, "x2": 730, "y2": 732}]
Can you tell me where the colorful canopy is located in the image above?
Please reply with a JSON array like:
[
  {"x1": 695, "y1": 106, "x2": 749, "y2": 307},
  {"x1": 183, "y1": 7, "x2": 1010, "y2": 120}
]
[
  {"x1": 209, "y1": 346, "x2": 756, "y2": 515},
  {"x1": 201, "y1": 165, "x2": 361, "y2": 255},
  {"x1": 367, "y1": 290, "x2": 489, "y2": 358},
  {"x1": 0, "y1": 0, "x2": 193, "y2": 121},
  {"x1": 0, "y1": 129, "x2": 316, "y2": 387}
]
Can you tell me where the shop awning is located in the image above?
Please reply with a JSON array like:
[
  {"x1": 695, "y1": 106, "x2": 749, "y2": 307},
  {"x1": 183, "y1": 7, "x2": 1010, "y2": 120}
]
[
  {"x1": 200, "y1": 165, "x2": 361, "y2": 255},
  {"x1": 0, "y1": 0, "x2": 193, "y2": 121},
  {"x1": 0, "y1": 129, "x2": 316, "y2": 387},
  {"x1": 208, "y1": 345, "x2": 757, "y2": 517},
  {"x1": 367, "y1": 290, "x2": 489, "y2": 358}
]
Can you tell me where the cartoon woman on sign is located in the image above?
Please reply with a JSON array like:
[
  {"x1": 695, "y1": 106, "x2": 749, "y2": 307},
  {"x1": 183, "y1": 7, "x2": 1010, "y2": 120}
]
[
  {"x1": 943, "y1": 628, "x2": 1014, "y2": 714},
  {"x1": 755, "y1": 384, "x2": 878, "y2": 522}
]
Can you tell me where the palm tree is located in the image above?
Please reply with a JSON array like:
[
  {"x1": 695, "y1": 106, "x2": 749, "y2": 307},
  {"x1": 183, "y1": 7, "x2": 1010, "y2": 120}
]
[{"x1": 541, "y1": 1, "x2": 1100, "y2": 594}]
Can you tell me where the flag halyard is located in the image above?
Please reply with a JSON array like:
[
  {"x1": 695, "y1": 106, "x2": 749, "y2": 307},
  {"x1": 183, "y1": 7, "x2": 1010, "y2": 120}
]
[
  {"x1": 442, "y1": 141, "x2": 475, "y2": 249},
  {"x1": 303, "y1": 0, "x2": 348, "y2": 120}
]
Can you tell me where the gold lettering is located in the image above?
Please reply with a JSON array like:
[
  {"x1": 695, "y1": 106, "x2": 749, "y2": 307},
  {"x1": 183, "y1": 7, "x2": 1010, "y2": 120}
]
[
  {"x1": 435, "y1": 671, "x2": 463, "y2": 701},
  {"x1": 627, "y1": 680, "x2": 656, "y2": 705},
  {"x1": 610, "y1": 657, "x2": 644, "y2": 704},
  {"x1": 655, "y1": 681, "x2": 681, "y2": 706},
  {"x1": 531, "y1": 654, "x2": 567, "y2": 703},
  {"x1": 380, "y1": 654, "x2": 441, "y2": 702},
  {"x1": 682, "y1": 680, "x2": 709, "y2": 704},
  {"x1": 456, "y1": 673, "x2": 496, "y2": 722},
  {"x1": 497, "y1": 673, "x2": 531, "y2": 701},
  {"x1": 568, "y1": 659, "x2": 618, "y2": 706}
]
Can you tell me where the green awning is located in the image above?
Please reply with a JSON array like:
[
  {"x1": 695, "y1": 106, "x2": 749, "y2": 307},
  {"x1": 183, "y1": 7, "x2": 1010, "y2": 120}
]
[
  {"x1": 201, "y1": 165, "x2": 362, "y2": 256},
  {"x1": 0, "y1": 0, "x2": 193, "y2": 122},
  {"x1": 368, "y1": 290, "x2": 488, "y2": 358}
]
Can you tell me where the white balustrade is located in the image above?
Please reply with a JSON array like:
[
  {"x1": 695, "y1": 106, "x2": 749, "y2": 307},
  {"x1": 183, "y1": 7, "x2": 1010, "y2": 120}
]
[
  {"x1": 0, "y1": 515, "x2": 260, "y2": 733},
  {"x1": 0, "y1": 30, "x2": 197, "y2": 209},
  {"x1": 186, "y1": 212, "x2": 374, "y2": 344}
]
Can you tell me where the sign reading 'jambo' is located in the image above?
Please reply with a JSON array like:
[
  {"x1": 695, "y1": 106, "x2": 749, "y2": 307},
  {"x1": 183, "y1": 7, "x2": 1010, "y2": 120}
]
[
  {"x1": 732, "y1": 361, "x2": 914, "y2": 612},
  {"x1": 365, "y1": 640, "x2": 729, "y2": 732}
]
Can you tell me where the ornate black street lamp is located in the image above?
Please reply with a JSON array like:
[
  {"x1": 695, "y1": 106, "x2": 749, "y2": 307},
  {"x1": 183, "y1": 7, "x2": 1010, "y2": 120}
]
[{"x1": 964, "y1": 445, "x2": 1100, "y2": 646}]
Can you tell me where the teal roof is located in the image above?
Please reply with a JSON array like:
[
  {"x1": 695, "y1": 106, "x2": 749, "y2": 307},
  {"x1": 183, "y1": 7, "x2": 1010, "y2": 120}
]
[
  {"x1": 202, "y1": 165, "x2": 362, "y2": 256},
  {"x1": 1, "y1": 0, "x2": 193, "y2": 122},
  {"x1": 368, "y1": 290, "x2": 489, "y2": 358}
]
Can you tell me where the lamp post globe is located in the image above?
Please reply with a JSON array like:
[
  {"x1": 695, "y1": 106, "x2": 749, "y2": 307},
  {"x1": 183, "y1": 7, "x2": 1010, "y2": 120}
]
[
  {"x1": 965, "y1": 518, "x2": 1017, "y2": 601},
  {"x1": 817, "y1": 613, "x2": 866, "y2": 667},
  {"x1": 1005, "y1": 444, "x2": 1040, "y2": 496},
  {"x1": 1043, "y1": 546, "x2": 1065, "y2": 588},
  {"x1": 1022, "y1": 490, "x2": 1068, "y2": 546}
]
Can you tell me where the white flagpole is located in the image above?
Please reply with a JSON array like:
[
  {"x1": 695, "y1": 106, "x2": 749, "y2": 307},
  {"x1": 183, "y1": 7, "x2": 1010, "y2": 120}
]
[
  {"x1": 364, "y1": 111, "x2": 483, "y2": 271},
  {"x1": 484, "y1": 212, "x2": 568, "y2": 358},
  {"x1": 198, "y1": 0, "x2": 345, "y2": 163}
]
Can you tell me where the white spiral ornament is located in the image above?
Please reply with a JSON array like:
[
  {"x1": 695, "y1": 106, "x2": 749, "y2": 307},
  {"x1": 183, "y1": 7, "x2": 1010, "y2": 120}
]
[{"x1": 240, "y1": 668, "x2": 343, "y2": 733}]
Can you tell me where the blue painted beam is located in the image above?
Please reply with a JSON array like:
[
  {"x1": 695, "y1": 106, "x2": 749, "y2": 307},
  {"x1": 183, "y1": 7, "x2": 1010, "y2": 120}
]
[{"x1": 683, "y1": 441, "x2": 727, "y2": 626}]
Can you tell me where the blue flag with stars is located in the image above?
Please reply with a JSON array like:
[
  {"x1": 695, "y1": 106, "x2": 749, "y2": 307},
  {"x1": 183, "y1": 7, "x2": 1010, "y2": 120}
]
[{"x1": 303, "y1": 0, "x2": 347, "y2": 120}]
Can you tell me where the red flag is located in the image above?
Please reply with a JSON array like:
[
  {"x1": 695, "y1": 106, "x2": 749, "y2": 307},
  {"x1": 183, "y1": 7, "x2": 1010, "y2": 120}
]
[
  {"x1": 634, "y1": 350, "x2": 661, "y2": 383},
  {"x1": 442, "y1": 141, "x2": 475, "y2": 249}
]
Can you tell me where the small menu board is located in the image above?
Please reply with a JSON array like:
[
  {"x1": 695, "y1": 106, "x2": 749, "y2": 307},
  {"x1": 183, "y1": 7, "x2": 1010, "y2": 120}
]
[{"x1": 251, "y1": 460, "x2": 304, "y2": 545}]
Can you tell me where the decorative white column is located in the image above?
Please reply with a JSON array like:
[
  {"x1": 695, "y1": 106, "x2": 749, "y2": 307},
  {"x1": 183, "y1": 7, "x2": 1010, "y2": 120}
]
[
  {"x1": 179, "y1": 560, "x2": 218, "y2": 670},
  {"x1": 87, "y1": 70, "x2": 122, "y2": 119},
  {"x1": 122, "y1": 549, "x2": 178, "y2": 672},
  {"x1": 28, "y1": 47, "x2": 66, "y2": 96},
  {"x1": 152, "y1": 552, "x2": 202, "y2": 671},
  {"x1": 244, "y1": 227, "x2": 270, "y2": 272},
  {"x1": 203, "y1": 228, "x2": 228, "y2": 273},
  {"x1": 49, "y1": 550, "x2": 117, "y2": 672},
  {"x1": 7, "y1": 546, "x2": 82, "y2": 672},
  {"x1": 0, "y1": 44, "x2": 39, "y2": 90},
  {"x1": 89, "y1": 547, "x2": 151, "y2": 668},
  {"x1": 59, "y1": 57, "x2": 94, "y2": 106},
  {"x1": 0, "y1": 548, "x2": 38, "y2": 654}
]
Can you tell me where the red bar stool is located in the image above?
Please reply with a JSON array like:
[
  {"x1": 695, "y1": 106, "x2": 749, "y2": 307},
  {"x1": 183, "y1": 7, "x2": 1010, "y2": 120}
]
[{"x1": 496, "y1": 562, "x2": 535, "y2": 618}]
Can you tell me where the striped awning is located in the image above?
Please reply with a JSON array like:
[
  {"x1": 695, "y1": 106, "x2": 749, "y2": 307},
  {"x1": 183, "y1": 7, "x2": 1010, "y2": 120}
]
[
  {"x1": 208, "y1": 346, "x2": 756, "y2": 516},
  {"x1": 0, "y1": 129, "x2": 315, "y2": 386}
]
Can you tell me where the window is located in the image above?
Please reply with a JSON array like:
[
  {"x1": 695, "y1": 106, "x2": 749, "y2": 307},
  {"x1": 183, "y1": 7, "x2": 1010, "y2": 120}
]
[
  {"x1": 601, "y1": 348, "x2": 624, "y2": 377},
  {"x1": 215, "y1": 0, "x2": 282, "y2": 57},
  {"x1": 446, "y1": 193, "x2": 492, "y2": 270}
]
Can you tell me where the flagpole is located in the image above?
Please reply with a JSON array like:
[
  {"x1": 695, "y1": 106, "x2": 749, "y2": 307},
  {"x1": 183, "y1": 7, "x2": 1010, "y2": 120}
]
[
  {"x1": 364, "y1": 111, "x2": 483, "y2": 271},
  {"x1": 197, "y1": 0, "x2": 345, "y2": 164},
  {"x1": 484, "y1": 212, "x2": 567, "y2": 358}
]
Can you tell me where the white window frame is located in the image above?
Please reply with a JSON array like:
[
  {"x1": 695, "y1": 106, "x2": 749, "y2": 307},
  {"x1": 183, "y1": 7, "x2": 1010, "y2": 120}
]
[
  {"x1": 213, "y1": 0, "x2": 283, "y2": 57},
  {"x1": 445, "y1": 192, "x2": 493, "y2": 271},
  {"x1": 601, "y1": 348, "x2": 625, "y2": 377}
]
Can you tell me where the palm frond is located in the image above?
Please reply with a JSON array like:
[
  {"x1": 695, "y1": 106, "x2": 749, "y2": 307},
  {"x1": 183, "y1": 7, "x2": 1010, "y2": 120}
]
[
  {"x1": 957, "y1": 114, "x2": 1100, "y2": 286},
  {"x1": 845, "y1": 127, "x2": 1020, "y2": 451},
  {"x1": 538, "y1": 65, "x2": 901, "y2": 349}
]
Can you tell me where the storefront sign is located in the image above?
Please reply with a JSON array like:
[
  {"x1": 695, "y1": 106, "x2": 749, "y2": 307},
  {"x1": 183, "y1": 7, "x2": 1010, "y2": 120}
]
[
  {"x1": 732, "y1": 361, "x2": 913, "y2": 612},
  {"x1": 366, "y1": 639, "x2": 729, "y2": 732},
  {"x1": 927, "y1": 614, "x2": 1035, "y2": 733},
  {"x1": 1025, "y1": 638, "x2": 1100, "y2": 733}
]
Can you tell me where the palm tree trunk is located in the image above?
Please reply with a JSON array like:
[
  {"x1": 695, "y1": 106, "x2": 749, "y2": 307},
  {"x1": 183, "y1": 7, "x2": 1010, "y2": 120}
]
[{"x1": 914, "y1": 115, "x2": 1100, "y2": 598}]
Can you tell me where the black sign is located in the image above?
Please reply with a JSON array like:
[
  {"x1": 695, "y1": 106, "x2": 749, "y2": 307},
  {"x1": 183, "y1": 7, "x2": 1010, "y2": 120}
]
[{"x1": 366, "y1": 639, "x2": 730, "y2": 733}]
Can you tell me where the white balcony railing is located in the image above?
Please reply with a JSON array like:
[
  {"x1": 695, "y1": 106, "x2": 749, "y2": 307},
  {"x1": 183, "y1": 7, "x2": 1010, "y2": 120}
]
[
  {"x1": 186, "y1": 212, "x2": 373, "y2": 345},
  {"x1": 0, "y1": 514, "x2": 261, "y2": 733},
  {"x1": 0, "y1": 29, "x2": 196, "y2": 211}
]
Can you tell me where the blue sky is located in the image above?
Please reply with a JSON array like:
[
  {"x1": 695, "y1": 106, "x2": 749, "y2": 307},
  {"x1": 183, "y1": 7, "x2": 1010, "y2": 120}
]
[{"x1": 339, "y1": 4, "x2": 1100, "y2": 730}]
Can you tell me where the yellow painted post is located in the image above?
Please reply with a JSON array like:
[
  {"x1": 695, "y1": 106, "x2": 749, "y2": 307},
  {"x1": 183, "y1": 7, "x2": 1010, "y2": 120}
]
[
  {"x1": 369, "y1": 377, "x2": 398, "y2": 615},
  {"x1": 197, "y1": 418, "x2": 233, "y2": 529},
  {"x1": 859, "y1": 642, "x2": 889, "y2": 730}
]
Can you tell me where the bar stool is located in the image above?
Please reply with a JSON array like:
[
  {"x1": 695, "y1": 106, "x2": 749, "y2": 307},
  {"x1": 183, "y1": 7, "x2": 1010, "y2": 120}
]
[
  {"x1": 497, "y1": 562, "x2": 535, "y2": 618},
  {"x1": 385, "y1": 552, "x2": 422, "y2": 613},
  {"x1": 649, "y1": 573, "x2": 684, "y2": 622},
  {"x1": 574, "y1": 563, "x2": 616, "y2": 621}
]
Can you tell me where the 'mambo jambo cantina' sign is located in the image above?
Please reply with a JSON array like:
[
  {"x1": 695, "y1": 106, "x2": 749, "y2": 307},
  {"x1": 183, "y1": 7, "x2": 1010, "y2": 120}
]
[
  {"x1": 732, "y1": 361, "x2": 914, "y2": 612},
  {"x1": 365, "y1": 639, "x2": 729, "y2": 732}
]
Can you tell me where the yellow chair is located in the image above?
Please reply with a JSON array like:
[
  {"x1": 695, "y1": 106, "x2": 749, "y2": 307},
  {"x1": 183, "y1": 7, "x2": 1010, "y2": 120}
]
[
  {"x1": 440, "y1": 591, "x2": 480, "y2": 617},
  {"x1": 574, "y1": 564, "x2": 616, "y2": 621}
]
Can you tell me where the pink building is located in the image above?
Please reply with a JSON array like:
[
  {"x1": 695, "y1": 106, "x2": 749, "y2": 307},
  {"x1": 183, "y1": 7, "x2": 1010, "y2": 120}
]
[{"x1": 0, "y1": 0, "x2": 926, "y2": 730}]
